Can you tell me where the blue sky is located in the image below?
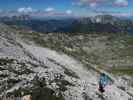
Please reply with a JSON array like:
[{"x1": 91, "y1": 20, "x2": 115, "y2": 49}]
[{"x1": 0, "y1": 0, "x2": 132, "y2": 17}]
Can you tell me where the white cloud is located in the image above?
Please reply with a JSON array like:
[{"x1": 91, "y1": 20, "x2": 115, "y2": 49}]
[
  {"x1": 114, "y1": 0, "x2": 128, "y2": 6},
  {"x1": 111, "y1": 12, "x2": 132, "y2": 17},
  {"x1": 78, "y1": 0, "x2": 94, "y2": 3},
  {"x1": 90, "y1": 2, "x2": 96, "y2": 8},
  {"x1": 73, "y1": 0, "x2": 128, "y2": 8},
  {"x1": 72, "y1": 2, "x2": 83, "y2": 6},
  {"x1": 45, "y1": 7, "x2": 54, "y2": 12},
  {"x1": 66, "y1": 10, "x2": 73, "y2": 14},
  {"x1": 17, "y1": 7, "x2": 35, "y2": 13}
]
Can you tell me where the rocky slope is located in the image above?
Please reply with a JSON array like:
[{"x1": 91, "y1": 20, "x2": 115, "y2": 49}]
[{"x1": 0, "y1": 23, "x2": 133, "y2": 100}]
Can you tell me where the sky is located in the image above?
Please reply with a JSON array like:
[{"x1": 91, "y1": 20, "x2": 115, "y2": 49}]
[{"x1": 0, "y1": 0, "x2": 132, "y2": 17}]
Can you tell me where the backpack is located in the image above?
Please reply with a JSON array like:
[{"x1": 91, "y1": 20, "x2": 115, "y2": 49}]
[{"x1": 99, "y1": 73, "x2": 108, "y2": 88}]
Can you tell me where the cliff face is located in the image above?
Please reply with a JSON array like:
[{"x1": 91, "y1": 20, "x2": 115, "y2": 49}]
[{"x1": 0, "y1": 23, "x2": 133, "y2": 100}]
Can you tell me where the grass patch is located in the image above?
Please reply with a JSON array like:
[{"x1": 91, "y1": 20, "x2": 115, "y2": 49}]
[
  {"x1": 110, "y1": 67, "x2": 133, "y2": 76},
  {"x1": 14, "y1": 27, "x2": 133, "y2": 77},
  {"x1": 83, "y1": 93, "x2": 92, "y2": 100}
]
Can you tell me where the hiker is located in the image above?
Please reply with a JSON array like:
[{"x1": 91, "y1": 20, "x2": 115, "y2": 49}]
[{"x1": 99, "y1": 73, "x2": 108, "y2": 93}]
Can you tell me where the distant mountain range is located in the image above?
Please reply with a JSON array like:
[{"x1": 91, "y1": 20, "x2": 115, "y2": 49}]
[
  {"x1": 59, "y1": 15, "x2": 133, "y2": 33},
  {"x1": 0, "y1": 14, "x2": 31, "y2": 21},
  {"x1": 0, "y1": 14, "x2": 133, "y2": 33}
]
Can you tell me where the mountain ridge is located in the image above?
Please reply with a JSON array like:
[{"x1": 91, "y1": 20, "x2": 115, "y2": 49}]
[{"x1": 1, "y1": 14, "x2": 133, "y2": 33}]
